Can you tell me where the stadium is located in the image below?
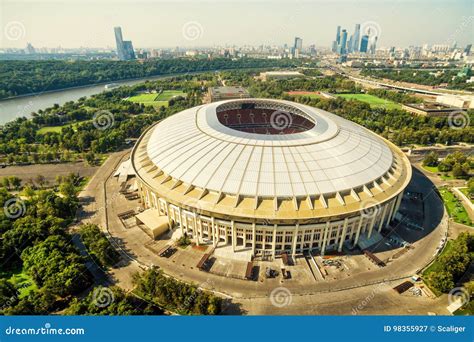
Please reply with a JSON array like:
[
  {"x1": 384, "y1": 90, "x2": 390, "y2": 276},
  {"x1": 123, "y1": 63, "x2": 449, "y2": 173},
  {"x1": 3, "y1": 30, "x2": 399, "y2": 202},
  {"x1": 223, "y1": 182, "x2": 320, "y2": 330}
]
[{"x1": 131, "y1": 98, "x2": 412, "y2": 258}]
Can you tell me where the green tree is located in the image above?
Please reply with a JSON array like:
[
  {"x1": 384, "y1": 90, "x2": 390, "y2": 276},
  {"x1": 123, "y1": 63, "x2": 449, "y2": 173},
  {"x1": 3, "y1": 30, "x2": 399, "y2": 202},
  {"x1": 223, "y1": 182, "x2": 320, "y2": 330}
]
[
  {"x1": 9, "y1": 176, "x2": 22, "y2": 190},
  {"x1": 452, "y1": 163, "x2": 467, "y2": 178},
  {"x1": 0, "y1": 279, "x2": 18, "y2": 313},
  {"x1": 428, "y1": 271, "x2": 454, "y2": 293},
  {"x1": 422, "y1": 151, "x2": 439, "y2": 167},
  {"x1": 21, "y1": 235, "x2": 92, "y2": 297},
  {"x1": 79, "y1": 224, "x2": 120, "y2": 268}
]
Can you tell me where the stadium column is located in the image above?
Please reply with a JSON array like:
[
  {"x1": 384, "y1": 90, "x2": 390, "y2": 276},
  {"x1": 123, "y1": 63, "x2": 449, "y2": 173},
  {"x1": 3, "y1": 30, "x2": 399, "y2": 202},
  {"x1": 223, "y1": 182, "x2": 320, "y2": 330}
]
[
  {"x1": 353, "y1": 216, "x2": 364, "y2": 247},
  {"x1": 194, "y1": 215, "x2": 199, "y2": 246},
  {"x1": 231, "y1": 220, "x2": 236, "y2": 252},
  {"x1": 392, "y1": 193, "x2": 403, "y2": 221},
  {"x1": 252, "y1": 223, "x2": 256, "y2": 254},
  {"x1": 387, "y1": 198, "x2": 397, "y2": 225},
  {"x1": 272, "y1": 225, "x2": 277, "y2": 258},
  {"x1": 291, "y1": 224, "x2": 299, "y2": 257},
  {"x1": 378, "y1": 204, "x2": 389, "y2": 232},
  {"x1": 338, "y1": 218, "x2": 349, "y2": 252},
  {"x1": 166, "y1": 202, "x2": 173, "y2": 229},
  {"x1": 367, "y1": 212, "x2": 377, "y2": 239},
  {"x1": 178, "y1": 207, "x2": 184, "y2": 235},
  {"x1": 321, "y1": 221, "x2": 330, "y2": 256},
  {"x1": 211, "y1": 217, "x2": 217, "y2": 247}
]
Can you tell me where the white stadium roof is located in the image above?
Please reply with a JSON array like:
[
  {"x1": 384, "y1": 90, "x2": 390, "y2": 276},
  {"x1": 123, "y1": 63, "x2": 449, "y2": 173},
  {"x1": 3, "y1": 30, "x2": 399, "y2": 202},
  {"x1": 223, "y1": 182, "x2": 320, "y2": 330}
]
[{"x1": 145, "y1": 99, "x2": 394, "y2": 199}]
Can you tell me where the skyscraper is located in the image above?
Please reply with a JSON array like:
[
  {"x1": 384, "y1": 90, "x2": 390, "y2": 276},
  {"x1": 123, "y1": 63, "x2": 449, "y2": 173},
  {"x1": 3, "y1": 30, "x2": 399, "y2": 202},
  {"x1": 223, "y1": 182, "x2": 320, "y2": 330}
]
[
  {"x1": 353, "y1": 24, "x2": 361, "y2": 52},
  {"x1": 360, "y1": 35, "x2": 369, "y2": 53},
  {"x1": 339, "y1": 29, "x2": 347, "y2": 55},
  {"x1": 465, "y1": 44, "x2": 472, "y2": 55},
  {"x1": 123, "y1": 41, "x2": 136, "y2": 60},
  {"x1": 332, "y1": 26, "x2": 341, "y2": 53},
  {"x1": 347, "y1": 35, "x2": 353, "y2": 53},
  {"x1": 294, "y1": 37, "x2": 303, "y2": 50},
  {"x1": 293, "y1": 37, "x2": 303, "y2": 57},
  {"x1": 114, "y1": 26, "x2": 135, "y2": 61},
  {"x1": 114, "y1": 27, "x2": 126, "y2": 60},
  {"x1": 369, "y1": 36, "x2": 378, "y2": 54}
]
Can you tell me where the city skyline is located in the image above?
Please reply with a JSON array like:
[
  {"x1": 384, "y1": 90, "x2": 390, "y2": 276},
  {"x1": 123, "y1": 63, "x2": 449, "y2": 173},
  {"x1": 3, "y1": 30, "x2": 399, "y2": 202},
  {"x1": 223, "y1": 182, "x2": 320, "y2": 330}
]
[{"x1": 1, "y1": 0, "x2": 473, "y2": 49}]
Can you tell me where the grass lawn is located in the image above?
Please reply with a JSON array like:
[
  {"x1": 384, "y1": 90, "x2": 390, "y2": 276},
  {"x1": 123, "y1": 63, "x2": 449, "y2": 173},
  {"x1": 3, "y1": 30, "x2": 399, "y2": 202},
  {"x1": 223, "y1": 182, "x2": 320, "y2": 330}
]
[
  {"x1": 439, "y1": 187, "x2": 472, "y2": 226},
  {"x1": 155, "y1": 90, "x2": 186, "y2": 101},
  {"x1": 37, "y1": 120, "x2": 89, "y2": 135},
  {"x1": 336, "y1": 93, "x2": 402, "y2": 110},
  {"x1": 126, "y1": 90, "x2": 186, "y2": 109},
  {"x1": 0, "y1": 268, "x2": 37, "y2": 299},
  {"x1": 421, "y1": 165, "x2": 456, "y2": 180},
  {"x1": 422, "y1": 165, "x2": 439, "y2": 173},
  {"x1": 127, "y1": 93, "x2": 159, "y2": 104}
]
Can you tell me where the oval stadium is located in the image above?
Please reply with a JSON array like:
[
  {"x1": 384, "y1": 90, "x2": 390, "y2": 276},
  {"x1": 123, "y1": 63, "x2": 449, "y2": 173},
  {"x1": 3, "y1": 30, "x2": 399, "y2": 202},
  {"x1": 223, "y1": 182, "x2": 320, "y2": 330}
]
[{"x1": 131, "y1": 98, "x2": 412, "y2": 259}]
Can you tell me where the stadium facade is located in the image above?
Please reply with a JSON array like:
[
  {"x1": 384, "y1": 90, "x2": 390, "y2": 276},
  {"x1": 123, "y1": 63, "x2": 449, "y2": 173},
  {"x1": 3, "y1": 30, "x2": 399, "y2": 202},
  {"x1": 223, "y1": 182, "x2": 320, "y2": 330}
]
[{"x1": 131, "y1": 99, "x2": 411, "y2": 257}]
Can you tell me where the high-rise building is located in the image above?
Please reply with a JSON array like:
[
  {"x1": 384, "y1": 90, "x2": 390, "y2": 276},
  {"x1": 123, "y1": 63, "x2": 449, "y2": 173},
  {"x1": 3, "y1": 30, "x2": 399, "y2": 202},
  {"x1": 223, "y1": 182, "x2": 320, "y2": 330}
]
[
  {"x1": 353, "y1": 24, "x2": 361, "y2": 52},
  {"x1": 25, "y1": 43, "x2": 36, "y2": 54},
  {"x1": 294, "y1": 37, "x2": 303, "y2": 50},
  {"x1": 114, "y1": 27, "x2": 126, "y2": 60},
  {"x1": 293, "y1": 37, "x2": 303, "y2": 57},
  {"x1": 123, "y1": 41, "x2": 136, "y2": 60},
  {"x1": 465, "y1": 44, "x2": 472, "y2": 55},
  {"x1": 339, "y1": 29, "x2": 347, "y2": 54},
  {"x1": 360, "y1": 35, "x2": 369, "y2": 53},
  {"x1": 114, "y1": 26, "x2": 135, "y2": 61},
  {"x1": 332, "y1": 26, "x2": 341, "y2": 53},
  {"x1": 347, "y1": 35, "x2": 353, "y2": 53},
  {"x1": 369, "y1": 36, "x2": 378, "y2": 54}
]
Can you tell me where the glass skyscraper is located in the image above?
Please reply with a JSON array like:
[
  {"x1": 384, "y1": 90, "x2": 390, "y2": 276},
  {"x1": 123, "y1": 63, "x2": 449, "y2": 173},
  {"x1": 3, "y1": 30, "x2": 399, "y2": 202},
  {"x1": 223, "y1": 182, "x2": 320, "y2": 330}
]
[
  {"x1": 353, "y1": 24, "x2": 361, "y2": 52},
  {"x1": 114, "y1": 26, "x2": 136, "y2": 61},
  {"x1": 360, "y1": 35, "x2": 369, "y2": 53}
]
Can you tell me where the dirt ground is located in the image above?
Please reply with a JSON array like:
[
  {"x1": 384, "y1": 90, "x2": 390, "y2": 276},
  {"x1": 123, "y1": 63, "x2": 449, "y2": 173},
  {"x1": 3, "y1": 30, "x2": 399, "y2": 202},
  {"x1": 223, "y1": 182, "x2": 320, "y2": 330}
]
[{"x1": 0, "y1": 161, "x2": 99, "y2": 185}]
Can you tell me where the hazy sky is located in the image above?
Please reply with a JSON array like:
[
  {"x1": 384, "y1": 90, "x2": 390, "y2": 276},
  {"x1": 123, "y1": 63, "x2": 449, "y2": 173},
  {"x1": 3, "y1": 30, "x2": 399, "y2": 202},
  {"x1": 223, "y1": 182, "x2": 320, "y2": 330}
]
[{"x1": 1, "y1": 0, "x2": 473, "y2": 49}]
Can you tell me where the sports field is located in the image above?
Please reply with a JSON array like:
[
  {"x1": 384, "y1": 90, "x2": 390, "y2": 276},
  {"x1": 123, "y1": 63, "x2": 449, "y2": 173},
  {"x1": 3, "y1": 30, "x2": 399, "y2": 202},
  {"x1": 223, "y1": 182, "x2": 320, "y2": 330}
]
[
  {"x1": 126, "y1": 90, "x2": 187, "y2": 108},
  {"x1": 336, "y1": 93, "x2": 402, "y2": 110}
]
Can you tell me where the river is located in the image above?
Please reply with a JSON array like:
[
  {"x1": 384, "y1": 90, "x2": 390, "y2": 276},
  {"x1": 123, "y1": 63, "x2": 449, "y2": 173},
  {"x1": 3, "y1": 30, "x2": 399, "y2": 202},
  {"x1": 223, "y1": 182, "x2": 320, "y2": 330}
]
[{"x1": 0, "y1": 74, "x2": 183, "y2": 124}]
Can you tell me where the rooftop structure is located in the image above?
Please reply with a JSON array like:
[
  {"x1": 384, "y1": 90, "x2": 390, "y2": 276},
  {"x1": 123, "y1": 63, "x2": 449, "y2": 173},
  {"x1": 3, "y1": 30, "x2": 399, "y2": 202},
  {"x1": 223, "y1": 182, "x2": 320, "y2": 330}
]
[{"x1": 131, "y1": 99, "x2": 411, "y2": 258}]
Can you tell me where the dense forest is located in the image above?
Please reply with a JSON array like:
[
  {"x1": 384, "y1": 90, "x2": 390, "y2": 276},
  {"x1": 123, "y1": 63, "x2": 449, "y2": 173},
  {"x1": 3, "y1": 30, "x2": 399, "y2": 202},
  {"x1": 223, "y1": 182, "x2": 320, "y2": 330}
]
[
  {"x1": 0, "y1": 58, "x2": 305, "y2": 99},
  {"x1": 360, "y1": 68, "x2": 473, "y2": 91}
]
